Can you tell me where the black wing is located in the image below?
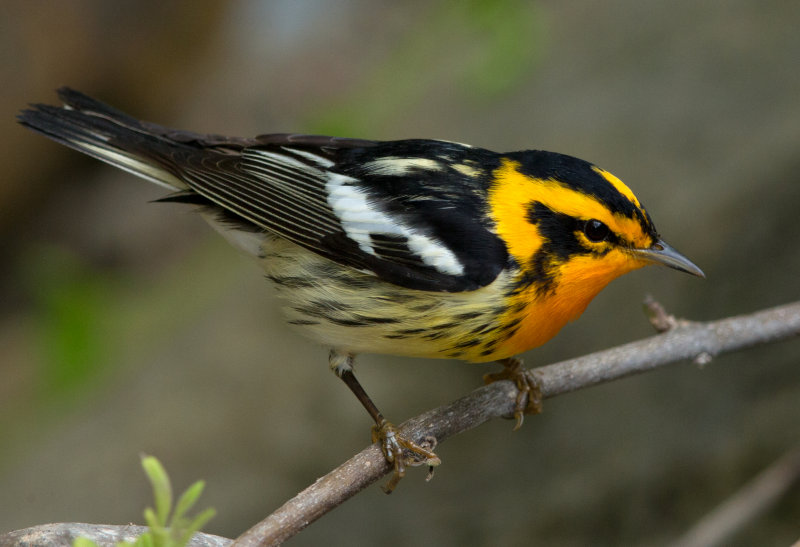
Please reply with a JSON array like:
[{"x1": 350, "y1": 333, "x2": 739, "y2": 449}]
[{"x1": 19, "y1": 88, "x2": 509, "y2": 292}]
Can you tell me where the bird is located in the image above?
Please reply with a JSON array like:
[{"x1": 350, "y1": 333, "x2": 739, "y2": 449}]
[{"x1": 18, "y1": 88, "x2": 704, "y2": 492}]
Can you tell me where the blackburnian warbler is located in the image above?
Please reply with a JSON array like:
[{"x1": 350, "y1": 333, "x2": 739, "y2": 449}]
[{"x1": 19, "y1": 88, "x2": 703, "y2": 492}]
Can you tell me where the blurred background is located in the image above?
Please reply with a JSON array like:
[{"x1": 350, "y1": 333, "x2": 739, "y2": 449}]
[{"x1": 1, "y1": 1, "x2": 798, "y2": 545}]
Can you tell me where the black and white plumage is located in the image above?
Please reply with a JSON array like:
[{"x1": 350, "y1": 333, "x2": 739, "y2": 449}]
[
  {"x1": 19, "y1": 88, "x2": 507, "y2": 293},
  {"x1": 18, "y1": 88, "x2": 705, "y2": 490}
]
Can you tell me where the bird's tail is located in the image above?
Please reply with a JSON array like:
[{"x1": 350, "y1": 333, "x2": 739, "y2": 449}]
[{"x1": 18, "y1": 87, "x2": 190, "y2": 191}]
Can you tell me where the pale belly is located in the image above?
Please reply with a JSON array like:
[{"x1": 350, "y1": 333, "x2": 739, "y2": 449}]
[
  {"x1": 207, "y1": 216, "x2": 632, "y2": 364},
  {"x1": 257, "y1": 238, "x2": 528, "y2": 362}
]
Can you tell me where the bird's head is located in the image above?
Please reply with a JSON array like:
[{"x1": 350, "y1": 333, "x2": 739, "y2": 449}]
[{"x1": 488, "y1": 151, "x2": 703, "y2": 310}]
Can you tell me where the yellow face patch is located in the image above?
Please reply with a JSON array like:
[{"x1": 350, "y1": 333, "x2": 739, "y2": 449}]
[
  {"x1": 593, "y1": 166, "x2": 642, "y2": 209},
  {"x1": 483, "y1": 158, "x2": 662, "y2": 357},
  {"x1": 487, "y1": 159, "x2": 653, "y2": 266}
]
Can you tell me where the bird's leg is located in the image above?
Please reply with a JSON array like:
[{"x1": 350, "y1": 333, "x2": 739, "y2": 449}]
[
  {"x1": 329, "y1": 350, "x2": 441, "y2": 493},
  {"x1": 483, "y1": 357, "x2": 543, "y2": 430}
]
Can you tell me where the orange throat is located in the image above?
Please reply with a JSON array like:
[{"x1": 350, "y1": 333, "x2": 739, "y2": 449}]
[{"x1": 497, "y1": 251, "x2": 647, "y2": 359}]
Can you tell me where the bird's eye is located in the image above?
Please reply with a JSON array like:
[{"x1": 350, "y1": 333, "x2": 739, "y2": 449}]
[{"x1": 583, "y1": 219, "x2": 610, "y2": 242}]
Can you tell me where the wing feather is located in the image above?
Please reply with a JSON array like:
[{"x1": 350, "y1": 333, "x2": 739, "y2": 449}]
[
  {"x1": 181, "y1": 164, "x2": 338, "y2": 250},
  {"x1": 164, "y1": 141, "x2": 510, "y2": 291},
  {"x1": 19, "y1": 89, "x2": 509, "y2": 292}
]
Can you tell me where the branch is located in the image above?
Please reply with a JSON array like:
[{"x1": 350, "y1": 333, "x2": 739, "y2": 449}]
[
  {"x1": 669, "y1": 444, "x2": 800, "y2": 547},
  {"x1": 2, "y1": 302, "x2": 798, "y2": 547},
  {"x1": 232, "y1": 300, "x2": 800, "y2": 547},
  {"x1": 0, "y1": 523, "x2": 231, "y2": 547}
]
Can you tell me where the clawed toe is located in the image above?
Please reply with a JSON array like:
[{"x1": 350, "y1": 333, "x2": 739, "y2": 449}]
[
  {"x1": 372, "y1": 420, "x2": 441, "y2": 493},
  {"x1": 483, "y1": 357, "x2": 543, "y2": 430}
]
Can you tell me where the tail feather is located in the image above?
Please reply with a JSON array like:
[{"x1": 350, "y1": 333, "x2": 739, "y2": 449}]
[
  {"x1": 54, "y1": 87, "x2": 152, "y2": 130},
  {"x1": 18, "y1": 88, "x2": 188, "y2": 190}
]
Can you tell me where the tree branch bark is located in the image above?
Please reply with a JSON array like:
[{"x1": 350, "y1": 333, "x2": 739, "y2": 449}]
[
  {"x1": 232, "y1": 300, "x2": 800, "y2": 547},
  {"x1": 0, "y1": 523, "x2": 231, "y2": 547},
  {"x1": 2, "y1": 302, "x2": 798, "y2": 547}
]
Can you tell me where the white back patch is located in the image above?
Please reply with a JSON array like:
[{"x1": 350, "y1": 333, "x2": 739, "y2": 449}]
[
  {"x1": 363, "y1": 156, "x2": 443, "y2": 176},
  {"x1": 325, "y1": 173, "x2": 464, "y2": 276}
]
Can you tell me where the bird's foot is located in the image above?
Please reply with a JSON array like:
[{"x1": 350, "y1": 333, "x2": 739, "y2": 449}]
[
  {"x1": 371, "y1": 419, "x2": 441, "y2": 493},
  {"x1": 483, "y1": 357, "x2": 543, "y2": 430}
]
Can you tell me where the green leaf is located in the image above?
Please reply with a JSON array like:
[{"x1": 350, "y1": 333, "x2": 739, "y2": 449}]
[
  {"x1": 149, "y1": 525, "x2": 170, "y2": 547},
  {"x1": 188, "y1": 507, "x2": 217, "y2": 533},
  {"x1": 133, "y1": 532, "x2": 155, "y2": 547},
  {"x1": 141, "y1": 455, "x2": 172, "y2": 526},
  {"x1": 76, "y1": 457, "x2": 215, "y2": 547},
  {"x1": 171, "y1": 480, "x2": 205, "y2": 525},
  {"x1": 178, "y1": 508, "x2": 217, "y2": 546}
]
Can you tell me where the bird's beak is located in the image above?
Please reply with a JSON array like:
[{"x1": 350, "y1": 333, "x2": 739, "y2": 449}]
[{"x1": 631, "y1": 239, "x2": 705, "y2": 278}]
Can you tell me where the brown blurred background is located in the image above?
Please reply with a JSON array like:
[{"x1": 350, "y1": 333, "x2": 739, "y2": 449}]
[{"x1": 1, "y1": 1, "x2": 798, "y2": 545}]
